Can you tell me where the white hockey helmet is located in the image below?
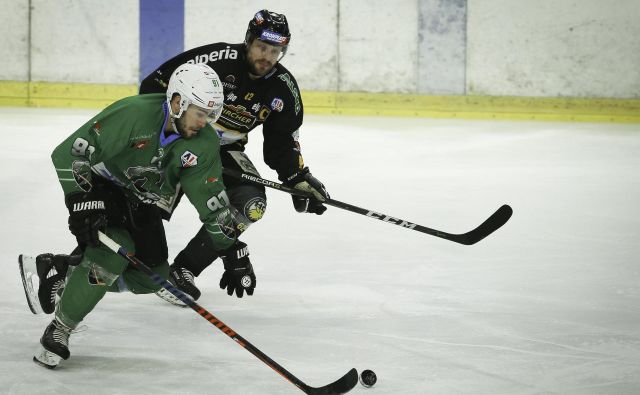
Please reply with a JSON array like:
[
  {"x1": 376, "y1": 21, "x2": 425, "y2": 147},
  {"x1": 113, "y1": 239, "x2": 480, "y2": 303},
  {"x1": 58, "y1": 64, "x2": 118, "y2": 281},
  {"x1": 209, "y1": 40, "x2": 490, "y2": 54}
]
[{"x1": 166, "y1": 63, "x2": 224, "y2": 123}]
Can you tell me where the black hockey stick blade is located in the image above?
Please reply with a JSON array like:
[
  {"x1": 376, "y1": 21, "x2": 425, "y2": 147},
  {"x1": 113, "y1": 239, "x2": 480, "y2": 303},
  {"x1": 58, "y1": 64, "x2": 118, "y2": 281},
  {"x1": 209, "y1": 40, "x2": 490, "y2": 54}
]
[
  {"x1": 302, "y1": 368, "x2": 358, "y2": 395},
  {"x1": 97, "y1": 232, "x2": 358, "y2": 395},
  {"x1": 222, "y1": 168, "x2": 513, "y2": 245},
  {"x1": 450, "y1": 204, "x2": 513, "y2": 245}
]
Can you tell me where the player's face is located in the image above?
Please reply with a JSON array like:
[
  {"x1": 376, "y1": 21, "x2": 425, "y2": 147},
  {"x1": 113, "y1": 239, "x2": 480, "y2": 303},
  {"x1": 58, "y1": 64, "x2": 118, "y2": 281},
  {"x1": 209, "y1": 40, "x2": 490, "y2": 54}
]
[
  {"x1": 247, "y1": 39, "x2": 283, "y2": 77},
  {"x1": 176, "y1": 104, "x2": 210, "y2": 138}
]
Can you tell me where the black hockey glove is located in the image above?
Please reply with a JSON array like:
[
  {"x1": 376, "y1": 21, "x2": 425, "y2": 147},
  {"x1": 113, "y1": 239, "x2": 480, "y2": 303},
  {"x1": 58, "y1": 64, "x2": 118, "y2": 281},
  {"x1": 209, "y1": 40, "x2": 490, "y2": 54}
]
[
  {"x1": 66, "y1": 192, "x2": 108, "y2": 248},
  {"x1": 219, "y1": 241, "x2": 256, "y2": 298},
  {"x1": 284, "y1": 167, "x2": 330, "y2": 215}
]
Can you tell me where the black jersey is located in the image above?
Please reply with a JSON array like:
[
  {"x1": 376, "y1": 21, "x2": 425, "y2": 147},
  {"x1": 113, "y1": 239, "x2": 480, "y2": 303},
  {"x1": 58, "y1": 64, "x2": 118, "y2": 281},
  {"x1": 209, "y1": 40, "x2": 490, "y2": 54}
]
[{"x1": 139, "y1": 42, "x2": 305, "y2": 181}]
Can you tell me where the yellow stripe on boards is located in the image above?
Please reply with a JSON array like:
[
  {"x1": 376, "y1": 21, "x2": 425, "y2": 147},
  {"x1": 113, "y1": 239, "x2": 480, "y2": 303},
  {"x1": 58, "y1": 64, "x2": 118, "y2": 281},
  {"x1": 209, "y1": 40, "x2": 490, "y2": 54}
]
[
  {"x1": 0, "y1": 81, "x2": 29, "y2": 106},
  {"x1": 30, "y1": 82, "x2": 137, "y2": 108},
  {"x1": 301, "y1": 91, "x2": 640, "y2": 123},
  {"x1": 0, "y1": 81, "x2": 137, "y2": 109},
  {"x1": 1, "y1": 81, "x2": 639, "y2": 123}
]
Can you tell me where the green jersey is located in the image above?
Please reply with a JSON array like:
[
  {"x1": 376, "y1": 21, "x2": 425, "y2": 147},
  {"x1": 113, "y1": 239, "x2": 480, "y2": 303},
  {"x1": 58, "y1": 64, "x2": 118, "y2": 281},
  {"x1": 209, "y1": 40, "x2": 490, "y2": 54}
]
[{"x1": 51, "y1": 93, "x2": 235, "y2": 250}]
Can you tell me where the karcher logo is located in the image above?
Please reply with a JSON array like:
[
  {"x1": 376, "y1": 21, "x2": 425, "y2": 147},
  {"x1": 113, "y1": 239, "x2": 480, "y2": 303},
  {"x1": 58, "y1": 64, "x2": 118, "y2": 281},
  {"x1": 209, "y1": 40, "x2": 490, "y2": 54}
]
[
  {"x1": 222, "y1": 106, "x2": 254, "y2": 126},
  {"x1": 72, "y1": 201, "x2": 105, "y2": 212}
]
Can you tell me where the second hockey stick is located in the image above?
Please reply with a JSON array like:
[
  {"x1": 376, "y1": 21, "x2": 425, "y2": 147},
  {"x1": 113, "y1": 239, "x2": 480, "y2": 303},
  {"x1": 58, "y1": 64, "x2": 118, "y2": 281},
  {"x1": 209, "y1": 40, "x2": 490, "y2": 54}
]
[
  {"x1": 97, "y1": 231, "x2": 358, "y2": 395},
  {"x1": 223, "y1": 168, "x2": 513, "y2": 245}
]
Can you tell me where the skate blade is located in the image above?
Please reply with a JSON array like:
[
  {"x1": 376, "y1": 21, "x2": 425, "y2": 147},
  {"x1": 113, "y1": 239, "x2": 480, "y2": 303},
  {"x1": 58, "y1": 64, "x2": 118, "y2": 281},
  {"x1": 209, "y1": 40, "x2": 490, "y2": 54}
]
[
  {"x1": 18, "y1": 255, "x2": 43, "y2": 314},
  {"x1": 155, "y1": 288, "x2": 190, "y2": 308},
  {"x1": 33, "y1": 344, "x2": 62, "y2": 369}
]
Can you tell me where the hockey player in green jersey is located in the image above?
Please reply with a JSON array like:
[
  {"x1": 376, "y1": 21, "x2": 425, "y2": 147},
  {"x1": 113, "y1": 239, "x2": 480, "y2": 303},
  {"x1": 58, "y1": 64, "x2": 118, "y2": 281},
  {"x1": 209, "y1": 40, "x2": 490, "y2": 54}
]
[
  {"x1": 26, "y1": 63, "x2": 257, "y2": 369},
  {"x1": 21, "y1": 10, "x2": 330, "y2": 311}
]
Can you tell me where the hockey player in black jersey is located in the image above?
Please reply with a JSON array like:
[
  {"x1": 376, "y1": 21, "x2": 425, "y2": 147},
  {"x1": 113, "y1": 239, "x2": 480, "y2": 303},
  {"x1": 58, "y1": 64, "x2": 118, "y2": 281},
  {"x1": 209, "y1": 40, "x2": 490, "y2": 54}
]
[
  {"x1": 143, "y1": 10, "x2": 330, "y2": 304},
  {"x1": 22, "y1": 10, "x2": 329, "y2": 310}
]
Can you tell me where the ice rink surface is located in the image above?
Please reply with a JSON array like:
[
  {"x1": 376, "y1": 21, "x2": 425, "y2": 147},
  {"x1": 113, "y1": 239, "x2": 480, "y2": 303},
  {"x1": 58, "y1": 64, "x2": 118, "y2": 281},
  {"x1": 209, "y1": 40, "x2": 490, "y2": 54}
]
[{"x1": 1, "y1": 107, "x2": 639, "y2": 394}]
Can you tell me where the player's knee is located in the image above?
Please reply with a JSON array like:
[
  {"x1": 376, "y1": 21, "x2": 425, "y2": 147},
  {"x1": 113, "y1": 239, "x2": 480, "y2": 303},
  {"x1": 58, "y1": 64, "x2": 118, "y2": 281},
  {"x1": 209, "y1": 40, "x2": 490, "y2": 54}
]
[
  {"x1": 230, "y1": 196, "x2": 267, "y2": 235},
  {"x1": 241, "y1": 196, "x2": 267, "y2": 223},
  {"x1": 229, "y1": 184, "x2": 267, "y2": 224}
]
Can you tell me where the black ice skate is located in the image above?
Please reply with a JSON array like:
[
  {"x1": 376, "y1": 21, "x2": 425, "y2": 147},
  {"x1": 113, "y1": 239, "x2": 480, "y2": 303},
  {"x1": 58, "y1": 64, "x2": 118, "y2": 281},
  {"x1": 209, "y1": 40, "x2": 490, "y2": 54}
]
[
  {"x1": 33, "y1": 318, "x2": 73, "y2": 369},
  {"x1": 155, "y1": 265, "x2": 199, "y2": 307},
  {"x1": 19, "y1": 254, "x2": 77, "y2": 314}
]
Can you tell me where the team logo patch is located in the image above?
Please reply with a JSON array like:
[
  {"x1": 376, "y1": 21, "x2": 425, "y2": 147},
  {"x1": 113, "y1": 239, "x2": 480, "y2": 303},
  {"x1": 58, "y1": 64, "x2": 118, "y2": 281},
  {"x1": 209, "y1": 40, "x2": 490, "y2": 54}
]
[
  {"x1": 271, "y1": 98, "x2": 284, "y2": 112},
  {"x1": 255, "y1": 12, "x2": 264, "y2": 24},
  {"x1": 244, "y1": 197, "x2": 267, "y2": 222},
  {"x1": 180, "y1": 151, "x2": 198, "y2": 168}
]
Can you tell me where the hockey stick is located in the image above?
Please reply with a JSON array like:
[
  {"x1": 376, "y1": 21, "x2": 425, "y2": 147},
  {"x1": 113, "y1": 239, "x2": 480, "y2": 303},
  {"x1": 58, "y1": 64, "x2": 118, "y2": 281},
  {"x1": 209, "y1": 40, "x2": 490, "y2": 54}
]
[
  {"x1": 223, "y1": 168, "x2": 512, "y2": 245},
  {"x1": 97, "y1": 231, "x2": 357, "y2": 395}
]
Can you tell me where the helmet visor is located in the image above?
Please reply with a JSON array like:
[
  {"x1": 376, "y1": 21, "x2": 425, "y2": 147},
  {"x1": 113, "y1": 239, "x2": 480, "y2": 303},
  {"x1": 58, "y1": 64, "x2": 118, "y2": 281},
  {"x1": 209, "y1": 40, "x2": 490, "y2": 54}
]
[
  {"x1": 187, "y1": 102, "x2": 223, "y2": 125},
  {"x1": 207, "y1": 104, "x2": 223, "y2": 124}
]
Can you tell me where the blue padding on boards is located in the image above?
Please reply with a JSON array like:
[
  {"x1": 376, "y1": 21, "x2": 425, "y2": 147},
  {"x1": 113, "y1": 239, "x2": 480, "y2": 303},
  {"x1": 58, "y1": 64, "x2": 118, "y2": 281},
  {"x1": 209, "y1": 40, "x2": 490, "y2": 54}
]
[{"x1": 139, "y1": 0, "x2": 184, "y2": 83}]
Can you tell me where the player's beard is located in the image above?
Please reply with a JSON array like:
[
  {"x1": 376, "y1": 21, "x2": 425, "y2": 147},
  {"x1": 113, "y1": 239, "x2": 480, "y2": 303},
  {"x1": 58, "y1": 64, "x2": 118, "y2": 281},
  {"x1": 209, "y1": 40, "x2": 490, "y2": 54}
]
[
  {"x1": 248, "y1": 57, "x2": 274, "y2": 77},
  {"x1": 173, "y1": 116, "x2": 194, "y2": 139}
]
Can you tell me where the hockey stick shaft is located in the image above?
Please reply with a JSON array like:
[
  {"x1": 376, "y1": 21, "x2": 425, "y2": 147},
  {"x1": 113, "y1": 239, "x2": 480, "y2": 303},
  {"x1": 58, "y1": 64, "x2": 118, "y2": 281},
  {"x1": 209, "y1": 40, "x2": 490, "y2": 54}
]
[
  {"x1": 97, "y1": 231, "x2": 356, "y2": 395},
  {"x1": 223, "y1": 168, "x2": 512, "y2": 245}
]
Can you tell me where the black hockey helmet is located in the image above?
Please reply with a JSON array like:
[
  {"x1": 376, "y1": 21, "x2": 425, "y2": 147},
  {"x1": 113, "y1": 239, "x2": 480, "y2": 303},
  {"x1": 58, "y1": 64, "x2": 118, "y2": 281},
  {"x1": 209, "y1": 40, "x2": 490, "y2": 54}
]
[{"x1": 244, "y1": 10, "x2": 291, "y2": 57}]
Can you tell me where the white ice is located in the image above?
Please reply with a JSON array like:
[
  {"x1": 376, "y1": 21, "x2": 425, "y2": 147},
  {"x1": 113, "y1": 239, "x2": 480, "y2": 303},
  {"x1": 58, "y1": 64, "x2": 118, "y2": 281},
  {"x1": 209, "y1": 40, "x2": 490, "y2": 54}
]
[{"x1": 1, "y1": 107, "x2": 639, "y2": 394}]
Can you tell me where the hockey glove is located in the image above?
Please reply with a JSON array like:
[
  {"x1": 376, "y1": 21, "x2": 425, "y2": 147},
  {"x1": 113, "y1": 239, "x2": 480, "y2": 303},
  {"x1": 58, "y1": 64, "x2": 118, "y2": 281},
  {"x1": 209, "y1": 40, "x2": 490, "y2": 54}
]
[
  {"x1": 219, "y1": 241, "x2": 256, "y2": 298},
  {"x1": 66, "y1": 192, "x2": 108, "y2": 247},
  {"x1": 284, "y1": 167, "x2": 330, "y2": 215}
]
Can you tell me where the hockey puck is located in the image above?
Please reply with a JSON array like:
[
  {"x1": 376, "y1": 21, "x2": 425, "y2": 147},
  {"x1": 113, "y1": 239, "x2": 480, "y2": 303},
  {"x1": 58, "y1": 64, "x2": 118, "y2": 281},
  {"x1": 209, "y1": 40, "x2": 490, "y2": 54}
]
[{"x1": 359, "y1": 369, "x2": 377, "y2": 388}]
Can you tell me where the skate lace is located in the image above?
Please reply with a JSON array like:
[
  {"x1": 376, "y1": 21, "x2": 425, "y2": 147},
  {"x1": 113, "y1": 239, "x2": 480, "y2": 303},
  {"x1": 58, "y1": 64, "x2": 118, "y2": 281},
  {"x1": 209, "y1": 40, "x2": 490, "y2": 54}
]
[
  {"x1": 49, "y1": 279, "x2": 65, "y2": 304},
  {"x1": 180, "y1": 268, "x2": 196, "y2": 286},
  {"x1": 52, "y1": 321, "x2": 72, "y2": 347}
]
